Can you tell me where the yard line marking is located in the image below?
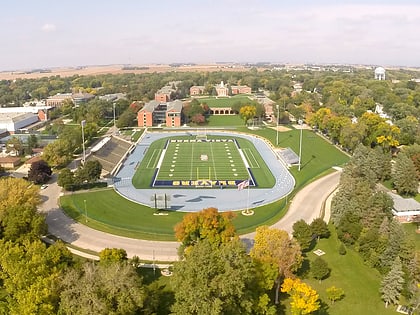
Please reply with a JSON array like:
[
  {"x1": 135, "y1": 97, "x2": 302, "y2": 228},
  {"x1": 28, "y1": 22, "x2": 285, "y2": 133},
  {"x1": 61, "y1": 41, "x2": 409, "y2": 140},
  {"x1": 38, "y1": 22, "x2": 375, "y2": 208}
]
[{"x1": 209, "y1": 140, "x2": 218, "y2": 180}]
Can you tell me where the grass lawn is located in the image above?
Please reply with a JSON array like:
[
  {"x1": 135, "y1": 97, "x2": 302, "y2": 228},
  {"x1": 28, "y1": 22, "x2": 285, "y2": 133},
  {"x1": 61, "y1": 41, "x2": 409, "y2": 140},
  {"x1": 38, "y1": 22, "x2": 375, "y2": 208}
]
[
  {"x1": 59, "y1": 189, "x2": 288, "y2": 240},
  {"x1": 238, "y1": 127, "x2": 350, "y2": 188},
  {"x1": 132, "y1": 135, "x2": 275, "y2": 189},
  {"x1": 402, "y1": 222, "x2": 420, "y2": 251},
  {"x1": 206, "y1": 114, "x2": 244, "y2": 127},
  {"x1": 299, "y1": 227, "x2": 396, "y2": 315},
  {"x1": 197, "y1": 95, "x2": 252, "y2": 108}
]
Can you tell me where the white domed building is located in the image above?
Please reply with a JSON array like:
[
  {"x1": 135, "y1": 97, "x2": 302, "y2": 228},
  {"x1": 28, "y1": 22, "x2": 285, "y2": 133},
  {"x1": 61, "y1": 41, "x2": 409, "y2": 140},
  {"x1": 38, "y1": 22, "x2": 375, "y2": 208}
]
[{"x1": 374, "y1": 67, "x2": 386, "y2": 80}]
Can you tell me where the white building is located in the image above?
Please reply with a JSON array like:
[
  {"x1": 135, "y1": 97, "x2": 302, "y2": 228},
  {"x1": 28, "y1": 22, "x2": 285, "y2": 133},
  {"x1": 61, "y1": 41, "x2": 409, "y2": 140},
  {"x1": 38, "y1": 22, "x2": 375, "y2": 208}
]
[
  {"x1": 0, "y1": 112, "x2": 39, "y2": 133},
  {"x1": 374, "y1": 67, "x2": 386, "y2": 80}
]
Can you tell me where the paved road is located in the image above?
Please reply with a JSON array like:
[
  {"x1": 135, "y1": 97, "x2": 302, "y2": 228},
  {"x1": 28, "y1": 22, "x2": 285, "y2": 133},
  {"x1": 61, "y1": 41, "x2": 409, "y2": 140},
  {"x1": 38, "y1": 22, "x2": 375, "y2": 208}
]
[{"x1": 39, "y1": 171, "x2": 340, "y2": 261}]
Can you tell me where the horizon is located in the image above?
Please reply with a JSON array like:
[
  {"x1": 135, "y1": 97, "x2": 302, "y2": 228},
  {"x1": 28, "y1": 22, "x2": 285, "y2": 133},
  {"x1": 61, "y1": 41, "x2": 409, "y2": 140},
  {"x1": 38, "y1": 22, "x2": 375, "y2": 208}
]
[{"x1": 2, "y1": 1, "x2": 420, "y2": 71}]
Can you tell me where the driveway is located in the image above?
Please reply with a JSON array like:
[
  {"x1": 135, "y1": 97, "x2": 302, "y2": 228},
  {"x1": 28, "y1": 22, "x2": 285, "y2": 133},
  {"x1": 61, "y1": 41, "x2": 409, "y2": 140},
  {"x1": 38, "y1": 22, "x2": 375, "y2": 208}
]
[{"x1": 39, "y1": 171, "x2": 340, "y2": 261}]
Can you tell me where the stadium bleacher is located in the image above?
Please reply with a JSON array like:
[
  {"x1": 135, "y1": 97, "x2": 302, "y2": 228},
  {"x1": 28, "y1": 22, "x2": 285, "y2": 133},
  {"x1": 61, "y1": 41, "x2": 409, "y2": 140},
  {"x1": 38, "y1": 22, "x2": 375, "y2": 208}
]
[{"x1": 87, "y1": 136, "x2": 133, "y2": 175}]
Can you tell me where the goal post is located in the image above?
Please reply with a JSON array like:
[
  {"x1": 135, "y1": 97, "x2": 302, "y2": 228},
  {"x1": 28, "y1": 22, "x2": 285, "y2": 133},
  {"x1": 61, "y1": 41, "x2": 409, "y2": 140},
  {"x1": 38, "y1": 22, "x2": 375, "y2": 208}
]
[
  {"x1": 195, "y1": 166, "x2": 212, "y2": 187},
  {"x1": 196, "y1": 128, "x2": 208, "y2": 141}
]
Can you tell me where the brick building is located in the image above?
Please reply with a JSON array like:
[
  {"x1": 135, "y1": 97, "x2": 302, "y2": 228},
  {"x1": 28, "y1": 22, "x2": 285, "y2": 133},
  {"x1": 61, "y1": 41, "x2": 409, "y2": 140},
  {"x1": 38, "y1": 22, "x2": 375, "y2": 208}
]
[
  {"x1": 190, "y1": 86, "x2": 205, "y2": 95},
  {"x1": 137, "y1": 100, "x2": 183, "y2": 127}
]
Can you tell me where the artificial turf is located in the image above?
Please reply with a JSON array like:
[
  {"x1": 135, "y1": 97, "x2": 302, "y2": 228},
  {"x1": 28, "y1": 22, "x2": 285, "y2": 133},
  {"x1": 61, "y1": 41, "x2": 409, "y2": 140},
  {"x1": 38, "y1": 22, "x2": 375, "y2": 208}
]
[{"x1": 132, "y1": 135, "x2": 275, "y2": 189}]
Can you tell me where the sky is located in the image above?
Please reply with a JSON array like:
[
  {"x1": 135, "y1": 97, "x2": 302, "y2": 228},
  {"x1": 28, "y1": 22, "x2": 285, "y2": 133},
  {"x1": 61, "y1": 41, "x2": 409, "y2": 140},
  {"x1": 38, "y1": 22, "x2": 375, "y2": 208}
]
[{"x1": 1, "y1": 0, "x2": 420, "y2": 71}]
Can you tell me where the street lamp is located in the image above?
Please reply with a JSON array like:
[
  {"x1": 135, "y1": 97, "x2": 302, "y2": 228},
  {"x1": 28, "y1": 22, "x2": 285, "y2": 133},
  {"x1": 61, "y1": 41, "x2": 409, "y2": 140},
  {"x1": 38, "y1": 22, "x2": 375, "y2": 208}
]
[
  {"x1": 276, "y1": 104, "x2": 279, "y2": 146},
  {"x1": 298, "y1": 119, "x2": 303, "y2": 171},
  {"x1": 81, "y1": 120, "x2": 86, "y2": 164},
  {"x1": 112, "y1": 102, "x2": 116, "y2": 134},
  {"x1": 84, "y1": 199, "x2": 88, "y2": 223}
]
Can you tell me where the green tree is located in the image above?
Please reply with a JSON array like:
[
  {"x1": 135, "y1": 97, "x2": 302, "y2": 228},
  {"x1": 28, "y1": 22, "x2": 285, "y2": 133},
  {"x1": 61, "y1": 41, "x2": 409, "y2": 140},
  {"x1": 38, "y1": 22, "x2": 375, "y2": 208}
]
[
  {"x1": 75, "y1": 160, "x2": 102, "y2": 184},
  {"x1": 326, "y1": 286, "x2": 345, "y2": 304},
  {"x1": 42, "y1": 139, "x2": 73, "y2": 168},
  {"x1": 6, "y1": 136, "x2": 24, "y2": 156},
  {"x1": 171, "y1": 239, "x2": 257, "y2": 315},
  {"x1": 0, "y1": 240, "x2": 72, "y2": 315},
  {"x1": 380, "y1": 257, "x2": 404, "y2": 308},
  {"x1": 116, "y1": 108, "x2": 137, "y2": 128},
  {"x1": 59, "y1": 261, "x2": 146, "y2": 315},
  {"x1": 27, "y1": 160, "x2": 52, "y2": 184},
  {"x1": 0, "y1": 177, "x2": 46, "y2": 241},
  {"x1": 57, "y1": 168, "x2": 75, "y2": 189},
  {"x1": 311, "y1": 257, "x2": 330, "y2": 282},
  {"x1": 310, "y1": 218, "x2": 330, "y2": 241},
  {"x1": 26, "y1": 134, "x2": 39, "y2": 154},
  {"x1": 98, "y1": 248, "x2": 128, "y2": 264},
  {"x1": 292, "y1": 220, "x2": 313, "y2": 251},
  {"x1": 392, "y1": 153, "x2": 418, "y2": 196},
  {"x1": 251, "y1": 226, "x2": 303, "y2": 304}
]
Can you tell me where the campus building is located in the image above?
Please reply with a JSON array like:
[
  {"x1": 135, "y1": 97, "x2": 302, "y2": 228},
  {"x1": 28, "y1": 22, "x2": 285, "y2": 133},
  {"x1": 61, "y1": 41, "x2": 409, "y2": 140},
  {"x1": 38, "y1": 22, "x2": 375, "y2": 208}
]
[
  {"x1": 46, "y1": 92, "x2": 94, "y2": 107},
  {"x1": 137, "y1": 100, "x2": 184, "y2": 127},
  {"x1": 154, "y1": 81, "x2": 181, "y2": 102},
  {"x1": 190, "y1": 85, "x2": 205, "y2": 95},
  {"x1": 190, "y1": 81, "x2": 251, "y2": 96},
  {"x1": 0, "y1": 106, "x2": 51, "y2": 134}
]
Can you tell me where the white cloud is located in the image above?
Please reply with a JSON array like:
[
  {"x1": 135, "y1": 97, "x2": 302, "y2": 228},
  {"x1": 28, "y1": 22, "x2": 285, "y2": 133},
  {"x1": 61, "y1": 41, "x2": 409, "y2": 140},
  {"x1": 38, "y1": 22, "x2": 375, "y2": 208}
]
[{"x1": 41, "y1": 23, "x2": 56, "y2": 32}]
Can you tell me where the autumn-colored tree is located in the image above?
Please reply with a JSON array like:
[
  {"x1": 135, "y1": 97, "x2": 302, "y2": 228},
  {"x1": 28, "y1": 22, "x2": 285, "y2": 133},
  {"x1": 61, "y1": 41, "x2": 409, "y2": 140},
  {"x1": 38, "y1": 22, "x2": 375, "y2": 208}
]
[
  {"x1": 239, "y1": 105, "x2": 257, "y2": 125},
  {"x1": 281, "y1": 278, "x2": 320, "y2": 315},
  {"x1": 250, "y1": 226, "x2": 303, "y2": 304},
  {"x1": 174, "y1": 207, "x2": 236, "y2": 253}
]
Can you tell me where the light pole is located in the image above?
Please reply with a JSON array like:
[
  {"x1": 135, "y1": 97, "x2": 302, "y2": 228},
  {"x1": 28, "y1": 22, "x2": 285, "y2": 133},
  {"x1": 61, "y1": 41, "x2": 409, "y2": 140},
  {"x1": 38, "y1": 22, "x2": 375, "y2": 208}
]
[
  {"x1": 81, "y1": 120, "x2": 86, "y2": 164},
  {"x1": 84, "y1": 199, "x2": 87, "y2": 223},
  {"x1": 276, "y1": 104, "x2": 279, "y2": 146},
  {"x1": 298, "y1": 119, "x2": 303, "y2": 171},
  {"x1": 113, "y1": 102, "x2": 116, "y2": 134}
]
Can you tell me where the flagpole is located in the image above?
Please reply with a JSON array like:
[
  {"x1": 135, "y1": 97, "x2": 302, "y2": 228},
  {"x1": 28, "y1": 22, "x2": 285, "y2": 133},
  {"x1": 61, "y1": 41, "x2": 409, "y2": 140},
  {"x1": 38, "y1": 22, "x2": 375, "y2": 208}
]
[{"x1": 246, "y1": 179, "x2": 250, "y2": 214}]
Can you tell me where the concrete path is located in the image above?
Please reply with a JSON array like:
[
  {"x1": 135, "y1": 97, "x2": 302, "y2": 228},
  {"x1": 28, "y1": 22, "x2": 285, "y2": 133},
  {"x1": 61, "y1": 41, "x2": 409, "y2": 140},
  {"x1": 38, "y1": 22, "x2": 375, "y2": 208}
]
[{"x1": 39, "y1": 171, "x2": 341, "y2": 261}]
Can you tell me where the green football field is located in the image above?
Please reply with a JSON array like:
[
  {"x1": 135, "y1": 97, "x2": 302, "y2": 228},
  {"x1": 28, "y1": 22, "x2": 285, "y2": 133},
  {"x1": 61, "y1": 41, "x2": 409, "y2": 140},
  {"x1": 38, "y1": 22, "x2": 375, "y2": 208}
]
[
  {"x1": 132, "y1": 135, "x2": 275, "y2": 188},
  {"x1": 161, "y1": 138, "x2": 248, "y2": 178}
]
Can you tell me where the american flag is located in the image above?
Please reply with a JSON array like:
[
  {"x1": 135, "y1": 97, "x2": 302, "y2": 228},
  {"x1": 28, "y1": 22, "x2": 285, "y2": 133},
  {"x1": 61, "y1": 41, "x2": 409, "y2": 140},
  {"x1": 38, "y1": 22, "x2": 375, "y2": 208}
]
[{"x1": 237, "y1": 179, "x2": 250, "y2": 191}]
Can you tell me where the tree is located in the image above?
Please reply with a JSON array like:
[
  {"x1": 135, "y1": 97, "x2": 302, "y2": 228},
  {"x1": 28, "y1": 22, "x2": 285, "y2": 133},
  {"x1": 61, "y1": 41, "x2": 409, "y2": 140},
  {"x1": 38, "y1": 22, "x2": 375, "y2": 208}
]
[
  {"x1": 99, "y1": 248, "x2": 127, "y2": 264},
  {"x1": 310, "y1": 218, "x2": 330, "y2": 240},
  {"x1": 26, "y1": 134, "x2": 39, "y2": 154},
  {"x1": 380, "y1": 257, "x2": 405, "y2": 308},
  {"x1": 171, "y1": 239, "x2": 257, "y2": 315},
  {"x1": 250, "y1": 226, "x2": 303, "y2": 304},
  {"x1": 42, "y1": 139, "x2": 73, "y2": 168},
  {"x1": 0, "y1": 240, "x2": 72, "y2": 315},
  {"x1": 57, "y1": 168, "x2": 75, "y2": 189},
  {"x1": 292, "y1": 220, "x2": 313, "y2": 251},
  {"x1": 281, "y1": 278, "x2": 320, "y2": 315},
  {"x1": 174, "y1": 207, "x2": 236, "y2": 253},
  {"x1": 311, "y1": 257, "x2": 330, "y2": 282},
  {"x1": 6, "y1": 136, "x2": 24, "y2": 156},
  {"x1": 392, "y1": 153, "x2": 418, "y2": 196},
  {"x1": 0, "y1": 177, "x2": 46, "y2": 241},
  {"x1": 326, "y1": 286, "x2": 345, "y2": 304},
  {"x1": 116, "y1": 108, "x2": 137, "y2": 128},
  {"x1": 75, "y1": 160, "x2": 102, "y2": 184},
  {"x1": 239, "y1": 105, "x2": 257, "y2": 125},
  {"x1": 27, "y1": 160, "x2": 52, "y2": 184},
  {"x1": 59, "y1": 261, "x2": 146, "y2": 315}
]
